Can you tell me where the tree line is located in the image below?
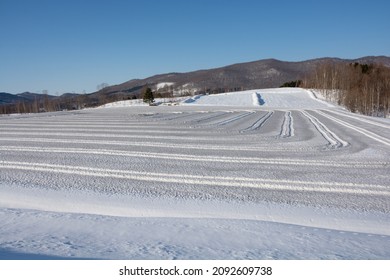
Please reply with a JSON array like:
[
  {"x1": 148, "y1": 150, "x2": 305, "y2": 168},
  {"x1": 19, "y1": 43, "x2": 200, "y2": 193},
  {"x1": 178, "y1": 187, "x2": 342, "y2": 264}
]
[
  {"x1": 0, "y1": 94, "x2": 89, "y2": 115},
  {"x1": 303, "y1": 62, "x2": 390, "y2": 117}
]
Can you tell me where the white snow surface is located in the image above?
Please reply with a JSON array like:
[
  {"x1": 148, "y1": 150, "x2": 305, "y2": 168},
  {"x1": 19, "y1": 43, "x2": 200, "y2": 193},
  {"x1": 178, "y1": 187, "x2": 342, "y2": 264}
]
[
  {"x1": 182, "y1": 88, "x2": 335, "y2": 108},
  {"x1": 0, "y1": 88, "x2": 389, "y2": 260}
]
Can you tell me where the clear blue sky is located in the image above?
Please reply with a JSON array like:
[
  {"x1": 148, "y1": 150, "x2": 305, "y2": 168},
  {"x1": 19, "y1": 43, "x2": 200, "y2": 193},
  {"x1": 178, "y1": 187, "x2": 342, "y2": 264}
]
[{"x1": 1, "y1": 0, "x2": 389, "y2": 95}]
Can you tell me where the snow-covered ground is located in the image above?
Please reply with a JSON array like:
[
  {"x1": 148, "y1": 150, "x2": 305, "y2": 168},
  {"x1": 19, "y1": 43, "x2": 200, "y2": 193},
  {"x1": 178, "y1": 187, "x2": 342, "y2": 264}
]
[
  {"x1": 182, "y1": 88, "x2": 335, "y2": 108},
  {"x1": 0, "y1": 88, "x2": 389, "y2": 259}
]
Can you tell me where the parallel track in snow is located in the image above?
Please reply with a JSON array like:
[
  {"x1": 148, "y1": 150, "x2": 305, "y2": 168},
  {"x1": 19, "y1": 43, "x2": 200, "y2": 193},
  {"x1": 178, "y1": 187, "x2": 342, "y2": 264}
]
[
  {"x1": 316, "y1": 110, "x2": 390, "y2": 147},
  {"x1": 0, "y1": 137, "x2": 311, "y2": 152},
  {"x1": 279, "y1": 111, "x2": 294, "y2": 138},
  {"x1": 1, "y1": 161, "x2": 389, "y2": 196},
  {"x1": 204, "y1": 111, "x2": 255, "y2": 126},
  {"x1": 0, "y1": 123, "x2": 183, "y2": 129},
  {"x1": 188, "y1": 111, "x2": 232, "y2": 124},
  {"x1": 0, "y1": 131, "x2": 218, "y2": 142},
  {"x1": 1, "y1": 146, "x2": 388, "y2": 168},
  {"x1": 321, "y1": 109, "x2": 390, "y2": 130},
  {"x1": 241, "y1": 111, "x2": 273, "y2": 132},
  {"x1": 300, "y1": 110, "x2": 349, "y2": 148}
]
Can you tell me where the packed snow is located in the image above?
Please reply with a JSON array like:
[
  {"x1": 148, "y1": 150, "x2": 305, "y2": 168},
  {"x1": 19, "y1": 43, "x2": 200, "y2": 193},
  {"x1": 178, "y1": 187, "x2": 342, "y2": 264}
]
[
  {"x1": 182, "y1": 88, "x2": 335, "y2": 108},
  {"x1": 0, "y1": 88, "x2": 389, "y2": 259}
]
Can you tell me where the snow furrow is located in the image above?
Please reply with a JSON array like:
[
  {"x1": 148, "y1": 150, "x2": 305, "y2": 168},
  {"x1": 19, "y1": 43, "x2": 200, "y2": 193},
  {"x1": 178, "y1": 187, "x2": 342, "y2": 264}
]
[
  {"x1": 159, "y1": 112, "x2": 200, "y2": 121},
  {"x1": 241, "y1": 111, "x2": 273, "y2": 132},
  {"x1": 0, "y1": 127, "x2": 192, "y2": 134},
  {"x1": 316, "y1": 111, "x2": 390, "y2": 147},
  {"x1": 321, "y1": 109, "x2": 390, "y2": 130},
  {"x1": 0, "y1": 123, "x2": 179, "y2": 129},
  {"x1": 189, "y1": 111, "x2": 232, "y2": 123},
  {"x1": 300, "y1": 110, "x2": 349, "y2": 148},
  {"x1": 1, "y1": 146, "x2": 388, "y2": 168},
  {"x1": 0, "y1": 131, "x2": 215, "y2": 142},
  {"x1": 0, "y1": 137, "x2": 311, "y2": 151},
  {"x1": 208, "y1": 111, "x2": 255, "y2": 126},
  {"x1": 0, "y1": 161, "x2": 389, "y2": 195},
  {"x1": 279, "y1": 111, "x2": 294, "y2": 138}
]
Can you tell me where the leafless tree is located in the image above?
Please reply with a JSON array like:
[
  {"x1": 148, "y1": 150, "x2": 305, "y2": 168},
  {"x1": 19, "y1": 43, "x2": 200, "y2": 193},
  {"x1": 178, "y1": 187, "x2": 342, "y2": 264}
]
[{"x1": 304, "y1": 62, "x2": 390, "y2": 117}]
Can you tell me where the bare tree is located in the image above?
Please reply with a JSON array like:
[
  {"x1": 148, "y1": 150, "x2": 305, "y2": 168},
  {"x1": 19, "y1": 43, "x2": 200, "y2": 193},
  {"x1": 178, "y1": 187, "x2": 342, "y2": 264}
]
[{"x1": 305, "y1": 62, "x2": 390, "y2": 117}]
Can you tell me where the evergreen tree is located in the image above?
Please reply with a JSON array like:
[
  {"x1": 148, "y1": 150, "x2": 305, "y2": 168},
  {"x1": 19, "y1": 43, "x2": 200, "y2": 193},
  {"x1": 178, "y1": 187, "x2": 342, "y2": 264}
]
[{"x1": 142, "y1": 87, "x2": 154, "y2": 104}]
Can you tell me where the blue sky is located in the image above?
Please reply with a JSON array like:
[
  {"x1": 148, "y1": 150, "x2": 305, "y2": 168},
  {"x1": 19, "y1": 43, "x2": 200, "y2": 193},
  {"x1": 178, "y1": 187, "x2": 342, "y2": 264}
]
[{"x1": 1, "y1": 0, "x2": 389, "y2": 94}]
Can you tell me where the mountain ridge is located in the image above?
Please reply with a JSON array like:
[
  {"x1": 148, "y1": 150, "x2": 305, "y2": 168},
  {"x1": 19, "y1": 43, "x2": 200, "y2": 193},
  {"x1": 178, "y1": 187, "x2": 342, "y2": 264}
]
[
  {"x1": 99, "y1": 56, "x2": 390, "y2": 98},
  {"x1": 1, "y1": 56, "x2": 390, "y2": 105}
]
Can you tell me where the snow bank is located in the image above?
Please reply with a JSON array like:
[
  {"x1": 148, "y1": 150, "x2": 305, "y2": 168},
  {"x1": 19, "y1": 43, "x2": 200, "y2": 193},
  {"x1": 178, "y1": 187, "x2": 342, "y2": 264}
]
[
  {"x1": 2, "y1": 207, "x2": 389, "y2": 260},
  {"x1": 1, "y1": 185, "x2": 389, "y2": 260}
]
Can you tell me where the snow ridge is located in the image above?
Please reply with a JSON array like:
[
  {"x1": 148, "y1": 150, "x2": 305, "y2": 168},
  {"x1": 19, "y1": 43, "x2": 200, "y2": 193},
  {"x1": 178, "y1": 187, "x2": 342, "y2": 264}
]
[
  {"x1": 317, "y1": 110, "x2": 390, "y2": 146},
  {"x1": 300, "y1": 110, "x2": 349, "y2": 148},
  {"x1": 2, "y1": 146, "x2": 388, "y2": 168},
  {"x1": 241, "y1": 111, "x2": 273, "y2": 132},
  {"x1": 212, "y1": 111, "x2": 255, "y2": 126},
  {"x1": 280, "y1": 111, "x2": 294, "y2": 138},
  {"x1": 1, "y1": 160, "x2": 389, "y2": 196}
]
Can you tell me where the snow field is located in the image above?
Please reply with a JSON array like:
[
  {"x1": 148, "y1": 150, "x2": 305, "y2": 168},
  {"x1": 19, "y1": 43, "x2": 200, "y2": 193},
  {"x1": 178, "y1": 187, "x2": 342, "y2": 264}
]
[
  {"x1": 0, "y1": 88, "x2": 389, "y2": 259},
  {"x1": 182, "y1": 88, "x2": 334, "y2": 108},
  {"x1": 2, "y1": 207, "x2": 389, "y2": 260}
]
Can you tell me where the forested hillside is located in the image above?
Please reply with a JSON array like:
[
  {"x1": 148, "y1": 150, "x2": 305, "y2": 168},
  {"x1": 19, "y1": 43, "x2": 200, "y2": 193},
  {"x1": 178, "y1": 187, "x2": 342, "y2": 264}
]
[
  {"x1": 1, "y1": 57, "x2": 389, "y2": 116},
  {"x1": 303, "y1": 62, "x2": 390, "y2": 117}
]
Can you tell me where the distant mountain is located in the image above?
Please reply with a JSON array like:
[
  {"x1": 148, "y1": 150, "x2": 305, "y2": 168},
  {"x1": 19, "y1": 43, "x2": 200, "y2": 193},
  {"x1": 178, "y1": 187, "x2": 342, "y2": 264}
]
[
  {"x1": 17, "y1": 92, "x2": 57, "y2": 101},
  {"x1": 60, "y1": 93, "x2": 80, "y2": 98},
  {"x1": 2, "y1": 56, "x2": 390, "y2": 106},
  {"x1": 92, "y1": 56, "x2": 390, "y2": 98},
  {"x1": 0, "y1": 92, "x2": 62, "y2": 105},
  {"x1": 0, "y1": 92, "x2": 28, "y2": 104}
]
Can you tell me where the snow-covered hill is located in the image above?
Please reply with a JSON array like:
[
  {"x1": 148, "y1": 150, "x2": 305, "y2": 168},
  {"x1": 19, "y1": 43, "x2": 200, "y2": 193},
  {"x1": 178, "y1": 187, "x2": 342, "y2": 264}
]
[
  {"x1": 183, "y1": 88, "x2": 333, "y2": 108},
  {"x1": 0, "y1": 88, "x2": 389, "y2": 259},
  {"x1": 99, "y1": 88, "x2": 334, "y2": 109}
]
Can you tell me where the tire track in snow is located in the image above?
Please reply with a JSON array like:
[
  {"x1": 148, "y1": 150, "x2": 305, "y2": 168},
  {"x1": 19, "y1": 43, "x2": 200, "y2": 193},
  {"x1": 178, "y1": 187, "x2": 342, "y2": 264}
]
[
  {"x1": 279, "y1": 111, "x2": 294, "y2": 138},
  {"x1": 156, "y1": 112, "x2": 196, "y2": 121},
  {"x1": 204, "y1": 111, "x2": 255, "y2": 126},
  {"x1": 321, "y1": 109, "x2": 390, "y2": 130},
  {"x1": 0, "y1": 123, "x2": 181, "y2": 129},
  {"x1": 1, "y1": 146, "x2": 388, "y2": 168},
  {"x1": 316, "y1": 111, "x2": 390, "y2": 147},
  {"x1": 0, "y1": 127, "x2": 197, "y2": 135},
  {"x1": 149, "y1": 112, "x2": 201, "y2": 121},
  {"x1": 188, "y1": 111, "x2": 232, "y2": 124},
  {"x1": 241, "y1": 111, "x2": 273, "y2": 132},
  {"x1": 0, "y1": 120, "x2": 158, "y2": 125},
  {"x1": 154, "y1": 111, "x2": 217, "y2": 122},
  {"x1": 0, "y1": 161, "x2": 389, "y2": 196},
  {"x1": 0, "y1": 137, "x2": 310, "y2": 152},
  {"x1": 0, "y1": 131, "x2": 216, "y2": 142},
  {"x1": 300, "y1": 110, "x2": 349, "y2": 148}
]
